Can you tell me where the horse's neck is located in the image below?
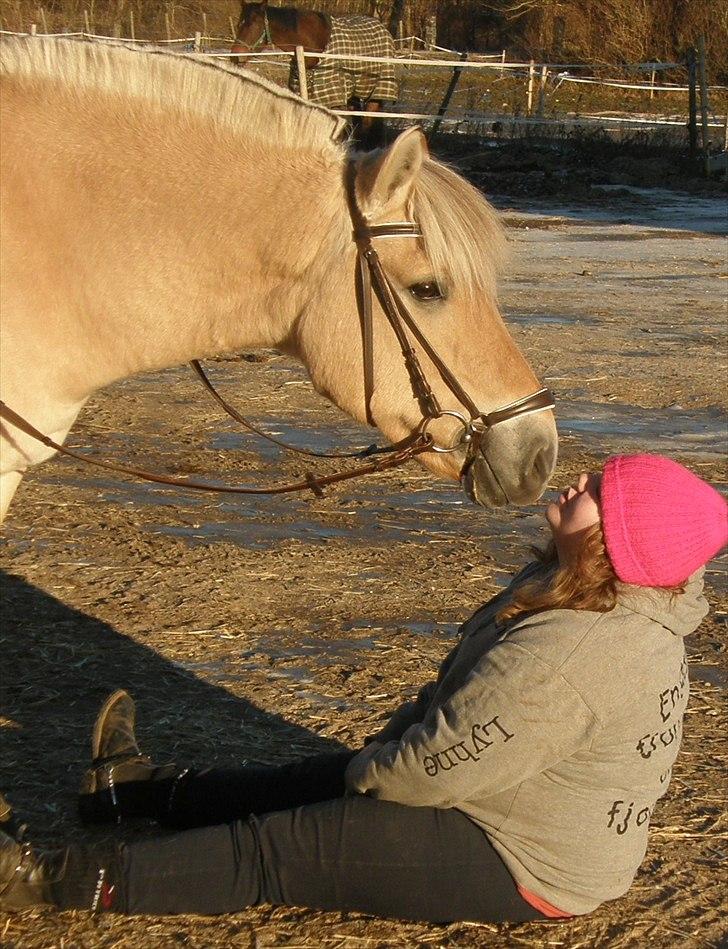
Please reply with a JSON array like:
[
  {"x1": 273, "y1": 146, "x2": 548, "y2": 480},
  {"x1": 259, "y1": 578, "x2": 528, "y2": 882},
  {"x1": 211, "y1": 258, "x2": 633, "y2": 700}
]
[
  {"x1": 57, "y1": 109, "x2": 345, "y2": 395},
  {"x1": 269, "y1": 9, "x2": 328, "y2": 51}
]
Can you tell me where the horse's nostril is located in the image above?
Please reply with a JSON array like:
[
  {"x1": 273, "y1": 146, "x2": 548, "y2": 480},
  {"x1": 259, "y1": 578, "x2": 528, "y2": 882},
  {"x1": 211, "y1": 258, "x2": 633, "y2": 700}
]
[{"x1": 526, "y1": 438, "x2": 558, "y2": 493}]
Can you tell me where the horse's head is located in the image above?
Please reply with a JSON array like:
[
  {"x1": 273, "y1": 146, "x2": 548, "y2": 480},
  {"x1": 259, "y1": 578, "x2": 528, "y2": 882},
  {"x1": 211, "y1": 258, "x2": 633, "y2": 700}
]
[
  {"x1": 296, "y1": 128, "x2": 557, "y2": 507},
  {"x1": 232, "y1": 2, "x2": 274, "y2": 54}
]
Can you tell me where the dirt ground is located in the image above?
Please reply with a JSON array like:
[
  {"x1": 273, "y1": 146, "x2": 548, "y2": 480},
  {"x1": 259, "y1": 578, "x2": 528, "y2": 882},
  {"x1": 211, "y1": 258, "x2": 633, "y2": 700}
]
[{"x1": 1, "y1": 182, "x2": 726, "y2": 948}]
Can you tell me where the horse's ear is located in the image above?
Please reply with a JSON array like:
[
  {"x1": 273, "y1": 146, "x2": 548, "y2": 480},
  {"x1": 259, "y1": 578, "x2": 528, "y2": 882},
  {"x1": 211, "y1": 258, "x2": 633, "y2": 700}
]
[{"x1": 355, "y1": 127, "x2": 428, "y2": 217}]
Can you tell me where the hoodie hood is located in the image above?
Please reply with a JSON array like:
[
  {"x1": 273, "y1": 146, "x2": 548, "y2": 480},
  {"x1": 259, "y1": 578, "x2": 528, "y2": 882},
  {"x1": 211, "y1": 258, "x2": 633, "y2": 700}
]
[{"x1": 617, "y1": 568, "x2": 708, "y2": 637}]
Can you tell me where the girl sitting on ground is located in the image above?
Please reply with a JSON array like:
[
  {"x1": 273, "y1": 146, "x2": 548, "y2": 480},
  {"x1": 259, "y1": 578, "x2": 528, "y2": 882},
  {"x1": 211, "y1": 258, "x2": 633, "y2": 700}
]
[{"x1": 1, "y1": 453, "x2": 726, "y2": 923}]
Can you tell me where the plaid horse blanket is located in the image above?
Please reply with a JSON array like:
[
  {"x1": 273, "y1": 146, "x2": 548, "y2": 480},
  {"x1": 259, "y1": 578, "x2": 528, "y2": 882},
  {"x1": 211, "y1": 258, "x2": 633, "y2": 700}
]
[{"x1": 289, "y1": 15, "x2": 398, "y2": 108}]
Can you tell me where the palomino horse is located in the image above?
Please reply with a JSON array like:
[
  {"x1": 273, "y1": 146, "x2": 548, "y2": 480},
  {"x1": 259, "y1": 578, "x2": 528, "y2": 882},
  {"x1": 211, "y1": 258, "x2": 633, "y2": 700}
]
[
  {"x1": 0, "y1": 37, "x2": 557, "y2": 522},
  {"x1": 232, "y1": 2, "x2": 397, "y2": 148}
]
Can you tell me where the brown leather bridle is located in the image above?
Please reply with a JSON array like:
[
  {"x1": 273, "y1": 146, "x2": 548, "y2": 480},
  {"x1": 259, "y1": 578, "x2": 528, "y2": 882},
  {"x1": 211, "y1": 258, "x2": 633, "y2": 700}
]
[
  {"x1": 352, "y1": 218, "x2": 555, "y2": 461},
  {"x1": 0, "y1": 196, "x2": 555, "y2": 499}
]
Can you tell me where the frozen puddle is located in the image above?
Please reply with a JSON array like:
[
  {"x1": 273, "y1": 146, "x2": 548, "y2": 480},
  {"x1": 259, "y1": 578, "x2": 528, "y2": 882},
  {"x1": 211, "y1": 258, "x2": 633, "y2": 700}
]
[
  {"x1": 156, "y1": 519, "x2": 352, "y2": 548},
  {"x1": 188, "y1": 400, "x2": 728, "y2": 466},
  {"x1": 690, "y1": 664, "x2": 727, "y2": 689},
  {"x1": 508, "y1": 312, "x2": 598, "y2": 326},
  {"x1": 590, "y1": 186, "x2": 728, "y2": 235},
  {"x1": 174, "y1": 633, "x2": 389, "y2": 712},
  {"x1": 557, "y1": 400, "x2": 726, "y2": 455},
  {"x1": 502, "y1": 187, "x2": 728, "y2": 236},
  {"x1": 55, "y1": 396, "x2": 725, "y2": 554}
]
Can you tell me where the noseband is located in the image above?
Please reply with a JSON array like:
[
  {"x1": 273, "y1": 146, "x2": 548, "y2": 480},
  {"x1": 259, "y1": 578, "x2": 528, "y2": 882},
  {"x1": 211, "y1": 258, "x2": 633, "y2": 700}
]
[{"x1": 353, "y1": 219, "x2": 555, "y2": 459}]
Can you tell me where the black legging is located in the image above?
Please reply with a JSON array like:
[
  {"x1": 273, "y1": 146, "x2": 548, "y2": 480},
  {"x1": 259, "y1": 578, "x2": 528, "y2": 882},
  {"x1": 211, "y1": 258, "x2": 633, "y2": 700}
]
[{"x1": 116, "y1": 752, "x2": 544, "y2": 922}]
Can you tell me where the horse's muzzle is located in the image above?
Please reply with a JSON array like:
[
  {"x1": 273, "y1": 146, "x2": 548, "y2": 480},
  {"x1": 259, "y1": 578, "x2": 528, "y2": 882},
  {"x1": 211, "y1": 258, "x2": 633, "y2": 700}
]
[{"x1": 461, "y1": 421, "x2": 557, "y2": 507}]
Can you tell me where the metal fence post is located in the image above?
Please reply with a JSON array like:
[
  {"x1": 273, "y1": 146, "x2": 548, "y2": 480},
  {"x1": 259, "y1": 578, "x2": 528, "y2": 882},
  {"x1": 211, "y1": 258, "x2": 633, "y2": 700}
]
[
  {"x1": 429, "y1": 51, "x2": 468, "y2": 140},
  {"x1": 537, "y1": 65, "x2": 548, "y2": 116},
  {"x1": 697, "y1": 35, "x2": 710, "y2": 176}
]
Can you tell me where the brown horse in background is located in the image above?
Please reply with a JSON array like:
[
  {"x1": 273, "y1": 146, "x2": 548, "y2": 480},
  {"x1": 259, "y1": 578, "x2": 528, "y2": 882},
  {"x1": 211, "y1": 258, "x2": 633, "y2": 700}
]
[{"x1": 232, "y1": 1, "x2": 397, "y2": 148}]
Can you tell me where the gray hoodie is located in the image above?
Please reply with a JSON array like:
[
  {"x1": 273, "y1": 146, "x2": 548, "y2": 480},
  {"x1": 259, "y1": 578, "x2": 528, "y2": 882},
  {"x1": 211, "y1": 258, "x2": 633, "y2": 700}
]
[{"x1": 345, "y1": 564, "x2": 709, "y2": 915}]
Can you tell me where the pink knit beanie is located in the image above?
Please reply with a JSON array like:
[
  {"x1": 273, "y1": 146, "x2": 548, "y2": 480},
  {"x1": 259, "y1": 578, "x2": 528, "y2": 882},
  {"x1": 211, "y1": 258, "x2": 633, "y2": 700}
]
[{"x1": 600, "y1": 454, "x2": 728, "y2": 587}]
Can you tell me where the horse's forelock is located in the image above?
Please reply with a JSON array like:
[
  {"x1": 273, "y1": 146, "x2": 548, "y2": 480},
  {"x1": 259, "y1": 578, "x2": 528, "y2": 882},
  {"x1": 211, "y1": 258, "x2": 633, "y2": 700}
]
[{"x1": 411, "y1": 160, "x2": 507, "y2": 303}]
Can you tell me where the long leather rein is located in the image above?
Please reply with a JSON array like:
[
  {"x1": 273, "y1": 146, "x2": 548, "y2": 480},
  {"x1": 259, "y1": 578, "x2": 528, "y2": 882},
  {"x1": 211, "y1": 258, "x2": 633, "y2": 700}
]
[{"x1": 0, "y1": 200, "x2": 555, "y2": 499}]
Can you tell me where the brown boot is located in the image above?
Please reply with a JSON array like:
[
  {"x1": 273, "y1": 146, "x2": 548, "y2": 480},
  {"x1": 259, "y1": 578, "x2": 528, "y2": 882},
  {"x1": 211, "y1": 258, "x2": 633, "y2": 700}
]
[
  {"x1": 78, "y1": 690, "x2": 178, "y2": 824},
  {"x1": 0, "y1": 824, "x2": 67, "y2": 910},
  {"x1": 0, "y1": 817, "x2": 125, "y2": 913}
]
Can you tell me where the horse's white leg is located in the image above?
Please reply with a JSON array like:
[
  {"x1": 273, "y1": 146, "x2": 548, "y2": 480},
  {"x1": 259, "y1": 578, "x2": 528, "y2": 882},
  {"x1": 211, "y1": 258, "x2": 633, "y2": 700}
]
[
  {"x1": 0, "y1": 471, "x2": 23, "y2": 523},
  {"x1": 0, "y1": 410, "x2": 81, "y2": 523}
]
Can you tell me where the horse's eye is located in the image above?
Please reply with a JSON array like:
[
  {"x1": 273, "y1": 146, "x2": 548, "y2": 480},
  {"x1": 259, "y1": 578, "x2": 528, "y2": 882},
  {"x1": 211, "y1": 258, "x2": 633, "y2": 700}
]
[{"x1": 409, "y1": 281, "x2": 446, "y2": 302}]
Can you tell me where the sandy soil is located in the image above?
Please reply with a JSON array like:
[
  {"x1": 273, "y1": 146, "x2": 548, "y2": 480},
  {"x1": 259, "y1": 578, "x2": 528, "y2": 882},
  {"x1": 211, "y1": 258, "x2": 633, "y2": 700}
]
[{"x1": 1, "y1": 186, "x2": 726, "y2": 948}]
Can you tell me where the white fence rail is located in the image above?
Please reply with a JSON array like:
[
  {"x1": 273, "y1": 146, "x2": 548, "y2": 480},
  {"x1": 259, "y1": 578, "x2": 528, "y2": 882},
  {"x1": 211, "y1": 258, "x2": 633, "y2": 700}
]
[{"x1": 2, "y1": 28, "x2": 726, "y2": 140}]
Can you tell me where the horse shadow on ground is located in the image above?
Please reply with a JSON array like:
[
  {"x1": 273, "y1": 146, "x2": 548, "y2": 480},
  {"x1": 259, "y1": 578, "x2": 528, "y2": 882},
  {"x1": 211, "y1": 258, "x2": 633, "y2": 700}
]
[{"x1": 0, "y1": 569, "x2": 345, "y2": 834}]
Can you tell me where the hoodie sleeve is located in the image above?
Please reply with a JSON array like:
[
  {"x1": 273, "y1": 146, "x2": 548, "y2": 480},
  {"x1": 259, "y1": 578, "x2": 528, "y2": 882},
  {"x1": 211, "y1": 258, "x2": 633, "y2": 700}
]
[
  {"x1": 366, "y1": 631, "x2": 471, "y2": 744},
  {"x1": 367, "y1": 680, "x2": 439, "y2": 744},
  {"x1": 345, "y1": 637, "x2": 598, "y2": 807},
  {"x1": 367, "y1": 577, "x2": 537, "y2": 746}
]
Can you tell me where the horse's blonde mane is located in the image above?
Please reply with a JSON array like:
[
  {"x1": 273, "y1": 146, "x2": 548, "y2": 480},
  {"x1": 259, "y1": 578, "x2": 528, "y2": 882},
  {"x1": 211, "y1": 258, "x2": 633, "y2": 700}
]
[
  {"x1": 0, "y1": 35, "x2": 348, "y2": 153},
  {"x1": 412, "y1": 160, "x2": 507, "y2": 302},
  {"x1": 1, "y1": 36, "x2": 505, "y2": 301}
]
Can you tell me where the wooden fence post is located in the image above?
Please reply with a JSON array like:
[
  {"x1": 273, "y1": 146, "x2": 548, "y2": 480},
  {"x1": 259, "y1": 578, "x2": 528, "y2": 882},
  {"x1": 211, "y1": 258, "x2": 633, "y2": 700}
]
[
  {"x1": 500, "y1": 49, "x2": 506, "y2": 76},
  {"x1": 526, "y1": 59, "x2": 535, "y2": 115},
  {"x1": 649, "y1": 65, "x2": 656, "y2": 100},
  {"x1": 194, "y1": 31, "x2": 202, "y2": 52},
  {"x1": 687, "y1": 47, "x2": 698, "y2": 159},
  {"x1": 30, "y1": 22, "x2": 37, "y2": 35},
  {"x1": 129, "y1": 8, "x2": 135, "y2": 41},
  {"x1": 429, "y1": 51, "x2": 468, "y2": 139},
  {"x1": 165, "y1": 11, "x2": 172, "y2": 42},
  {"x1": 697, "y1": 35, "x2": 710, "y2": 176},
  {"x1": 295, "y1": 45, "x2": 309, "y2": 100},
  {"x1": 229, "y1": 15, "x2": 236, "y2": 40},
  {"x1": 203, "y1": 12, "x2": 207, "y2": 40},
  {"x1": 424, "y1": 15, "x2": 436, "y2": 50}
]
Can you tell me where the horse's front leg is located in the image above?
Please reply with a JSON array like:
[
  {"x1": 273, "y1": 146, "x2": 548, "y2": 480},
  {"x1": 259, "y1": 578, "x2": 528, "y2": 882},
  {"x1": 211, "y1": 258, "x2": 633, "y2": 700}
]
[
  {"x1": 0, "y1": 408, "x2": 82, "y2": 522},
  {"x1": 358, "y1": 101, "x2": 386, "y2": 150},
  {"x1": 0, "y1": 471, "x2": 24, "y2": 523}
]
